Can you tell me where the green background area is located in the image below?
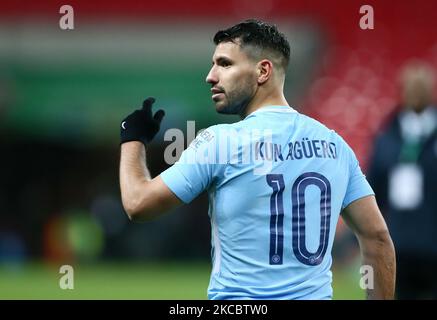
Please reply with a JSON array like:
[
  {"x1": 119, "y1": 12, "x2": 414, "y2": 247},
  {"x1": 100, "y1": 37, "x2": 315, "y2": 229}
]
[
  {"x1": 0, "y1": 262, "x2": 365, "y2": 300},
  {"x1": 1, "y1": 63, "x2": 239, "y2": 145}
]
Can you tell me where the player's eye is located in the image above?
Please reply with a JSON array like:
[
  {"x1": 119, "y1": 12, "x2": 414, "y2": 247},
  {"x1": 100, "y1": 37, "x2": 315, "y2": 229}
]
[
  {"x1": 216, "y1": 58, "x2": 232, "y2": 68},
  {"x1": 220, "y1": 61, "x2": 231, "y2": 67}
]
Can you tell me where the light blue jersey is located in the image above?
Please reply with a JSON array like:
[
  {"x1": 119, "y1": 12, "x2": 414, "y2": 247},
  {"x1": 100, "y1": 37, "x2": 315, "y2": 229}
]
[{"x1": 160, "y1": 105, "x2": 374, "y2": 300}]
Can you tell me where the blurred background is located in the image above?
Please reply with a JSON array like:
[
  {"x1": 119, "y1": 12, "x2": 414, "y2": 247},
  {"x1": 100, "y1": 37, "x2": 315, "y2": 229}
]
[{"x1": 0, "y1": 0, "x2": 436, "y2": 299}]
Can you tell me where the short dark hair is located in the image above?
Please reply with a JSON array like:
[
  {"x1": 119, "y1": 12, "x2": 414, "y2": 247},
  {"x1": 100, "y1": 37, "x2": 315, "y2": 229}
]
[{"x1": 213, "y1": 19, "x2": 290, "y2": 72}]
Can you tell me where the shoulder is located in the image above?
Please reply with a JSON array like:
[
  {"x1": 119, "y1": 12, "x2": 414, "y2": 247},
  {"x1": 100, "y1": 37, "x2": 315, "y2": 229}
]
[
  {"x1": 187, "y1": 125, "x2": 219, "y2": 152},
  {"x1": 299, "y1": 113, "x2": 348, "y2": 144},
  {"x1": 295, "y1": 112, "x2": 332, "y2": 132},
  {"x1": 188, "y1": 123, "x2": 237, "y2": 153},
  {"x1": 376, "y1": 115, "x2": 401, "y2": 142},
  {"x1": 300, "y1": 113, "x2": 361, "y2": 163},
  {"x1": 200, "y1": 122, "x2": 248, "y2": 139}
]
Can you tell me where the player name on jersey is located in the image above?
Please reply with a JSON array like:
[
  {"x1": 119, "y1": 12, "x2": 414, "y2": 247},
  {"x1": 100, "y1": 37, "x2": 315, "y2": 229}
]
[
  {"x1": 255, "y1": 139, "x2": 337, "y2": 162},
  {"x1": 182, "y1": 128, "x2": 338, "y2": 165}
]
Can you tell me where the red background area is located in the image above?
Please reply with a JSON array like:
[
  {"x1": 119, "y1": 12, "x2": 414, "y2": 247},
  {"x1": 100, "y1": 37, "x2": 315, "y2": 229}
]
[{"x1": 1, "y1": 0, "x2": 435, "y2": 48}]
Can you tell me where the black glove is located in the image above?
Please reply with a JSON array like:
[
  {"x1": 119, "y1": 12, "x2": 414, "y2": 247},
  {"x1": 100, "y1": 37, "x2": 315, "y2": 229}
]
[{"x1": 120, "y1": 97, "x2": 165, "y2": 145}]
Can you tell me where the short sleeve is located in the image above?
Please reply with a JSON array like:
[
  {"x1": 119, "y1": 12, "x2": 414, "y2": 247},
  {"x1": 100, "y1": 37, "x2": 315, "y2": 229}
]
[
  {"x1": 342, "y1": 146, "x2": 375, "y2": 209},
  {"x1": 160, "y1": 125, "x2": 222, "y2": 204}
]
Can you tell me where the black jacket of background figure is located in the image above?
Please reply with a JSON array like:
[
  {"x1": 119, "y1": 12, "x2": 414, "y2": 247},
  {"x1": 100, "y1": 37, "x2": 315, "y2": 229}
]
[{"x1": 367, "y1": 107, "x2": 437, "y2": 299}]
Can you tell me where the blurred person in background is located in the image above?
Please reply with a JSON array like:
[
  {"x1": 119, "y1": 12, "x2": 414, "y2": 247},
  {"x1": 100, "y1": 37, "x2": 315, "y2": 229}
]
[{"x1": 367, "y1": 61, "x2": 437, "y2": 299}]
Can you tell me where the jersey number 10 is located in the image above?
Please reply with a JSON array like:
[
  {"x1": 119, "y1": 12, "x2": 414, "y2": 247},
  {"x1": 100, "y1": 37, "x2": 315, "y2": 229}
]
[{"x1": 266, "y1": 172, "x2": 331, "y2": 266}]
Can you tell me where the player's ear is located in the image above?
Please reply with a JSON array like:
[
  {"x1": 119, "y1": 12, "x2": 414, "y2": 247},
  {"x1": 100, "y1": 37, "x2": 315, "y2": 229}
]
[{"x1": 256, "y1": 59, "x2": 273, "y2": 85}]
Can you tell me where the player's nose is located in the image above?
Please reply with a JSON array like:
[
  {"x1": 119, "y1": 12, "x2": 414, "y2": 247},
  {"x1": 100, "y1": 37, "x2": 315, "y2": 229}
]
[{"x1": 206, "y1": 67, "x2": 218, "y2": 85}]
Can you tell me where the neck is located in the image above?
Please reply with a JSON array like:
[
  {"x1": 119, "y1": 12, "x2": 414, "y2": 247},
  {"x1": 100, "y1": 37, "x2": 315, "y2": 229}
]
[{"x1": 241, "y1": 89, "x2": 289, "y2": 118}]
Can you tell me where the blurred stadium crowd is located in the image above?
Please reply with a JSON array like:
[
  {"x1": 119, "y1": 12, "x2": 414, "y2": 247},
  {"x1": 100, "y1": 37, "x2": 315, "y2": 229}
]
[{"x1": 0, "y1": 0, "x2": 436, "y2": 297}]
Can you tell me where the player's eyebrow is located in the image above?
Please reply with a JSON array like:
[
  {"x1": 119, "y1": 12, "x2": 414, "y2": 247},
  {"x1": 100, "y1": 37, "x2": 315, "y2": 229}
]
[{"x1": 212, "y1": 56, "x2": 233, "y2": 66}]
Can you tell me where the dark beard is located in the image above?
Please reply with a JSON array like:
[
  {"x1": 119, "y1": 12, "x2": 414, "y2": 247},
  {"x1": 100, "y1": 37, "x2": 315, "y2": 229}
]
[
  {"x1": 216, "y1": 89, "x2": 254, "y2": 118},
  {"x1": 217, "y1": 100, "x2": 248, "y2": 118}
]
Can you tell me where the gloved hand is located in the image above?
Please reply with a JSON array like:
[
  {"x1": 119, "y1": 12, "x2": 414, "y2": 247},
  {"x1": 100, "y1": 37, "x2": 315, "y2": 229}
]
[{"x1": 120, "y1": 97, "x2": 165, "y2": 145}]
